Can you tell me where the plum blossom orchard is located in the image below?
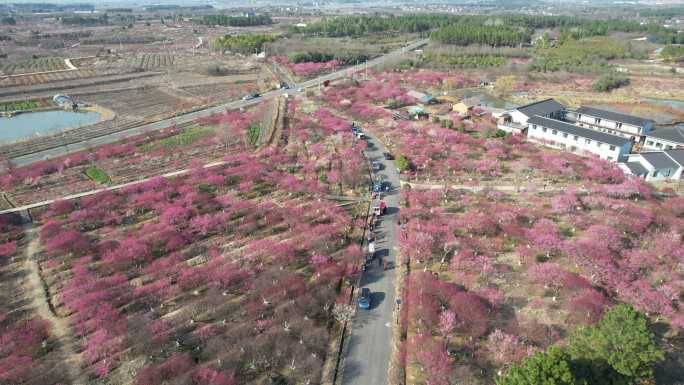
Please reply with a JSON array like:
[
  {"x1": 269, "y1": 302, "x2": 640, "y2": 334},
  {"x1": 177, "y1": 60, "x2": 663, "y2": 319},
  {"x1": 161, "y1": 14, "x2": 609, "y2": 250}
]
[
  {"x1": 308, "y1": 69, "x2": 684, "y2": 384},
  {"x1": 0, "y1": 98, "x2": 370, "y2": 384}
]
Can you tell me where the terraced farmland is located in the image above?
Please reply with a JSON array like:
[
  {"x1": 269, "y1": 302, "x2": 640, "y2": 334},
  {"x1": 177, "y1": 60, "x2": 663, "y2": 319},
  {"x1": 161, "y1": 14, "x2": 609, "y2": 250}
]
[{"x1": 0, "y1": 57, "x2": 67, "y2": 76}]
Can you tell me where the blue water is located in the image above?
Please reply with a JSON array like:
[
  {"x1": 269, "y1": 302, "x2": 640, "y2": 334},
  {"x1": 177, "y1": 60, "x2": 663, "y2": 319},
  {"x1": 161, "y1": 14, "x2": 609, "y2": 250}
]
[{"x1": 0, "y1": 109, "x2": 101, "y2": 143}]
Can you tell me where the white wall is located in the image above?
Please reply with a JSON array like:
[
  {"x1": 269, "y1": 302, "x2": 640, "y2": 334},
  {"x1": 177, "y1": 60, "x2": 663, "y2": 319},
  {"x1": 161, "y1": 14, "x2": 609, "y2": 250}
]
[
  {"x1": 643, "y1": 137, "x2": 684, "y2": 151},
  {"x1": 527, "y1": 123, "x2": 629, "y2": 162},
  {"x1": 568, "y1": 111, "x2": 652, "y2": 141},
  {"x1": 509, "y1": 110, "x2": 530, "y2": 126}
]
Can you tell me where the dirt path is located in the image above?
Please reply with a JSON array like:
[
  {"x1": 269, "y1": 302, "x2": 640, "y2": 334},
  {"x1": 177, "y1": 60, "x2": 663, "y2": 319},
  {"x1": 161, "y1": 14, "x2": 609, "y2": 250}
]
[{"x1": 22, "y1": 226, "x2": 88, "y2": 385}]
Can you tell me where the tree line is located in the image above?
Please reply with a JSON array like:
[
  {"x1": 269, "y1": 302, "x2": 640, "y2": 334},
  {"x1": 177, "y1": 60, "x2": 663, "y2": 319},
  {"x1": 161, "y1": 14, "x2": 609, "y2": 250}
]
[
  {"x1": 212, "y1": 33, "x2": 275, "y2": 54},
  {"x1": 200, "y1": 14, "x2": 272, "y2": 27},
  {"x1": 431, "y1": 24, "x2": 531, "y2": 47},
  {"x1": 294, "y1": 13, "x2": 683, "y2": 46},
  {"x1": 289, "y1": 51, "x2": 369, "y2": 65},
  {"x1": 60, "y1": 14, "x2": 109, "y2": 26}
]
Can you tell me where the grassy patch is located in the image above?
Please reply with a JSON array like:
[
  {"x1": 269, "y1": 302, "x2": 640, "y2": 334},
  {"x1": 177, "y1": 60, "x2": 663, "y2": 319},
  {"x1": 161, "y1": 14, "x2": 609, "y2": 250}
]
[
  {"x1": 143, "y1": 127, "x2": 213, "y2": 152},
  {"x1": 85, "y1": 166, "x2": 110, "y2": 184},
  {"x1": 1, "y1": 100, "x2": 38, "y2": 112},
  {"x1": 247, "y1": 123, "x2": 262, "y2": 146}
]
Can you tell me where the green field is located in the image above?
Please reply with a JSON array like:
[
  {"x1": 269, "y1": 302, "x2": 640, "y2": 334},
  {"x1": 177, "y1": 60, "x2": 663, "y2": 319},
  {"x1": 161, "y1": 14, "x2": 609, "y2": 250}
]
[
  {"x1": 1, "y1": 100, "x2": 38, "y2": 112},
  {"x1": 85, "y1": 166, "x2": 110, "y2": 184},
  {"x1": 143, "y1": 127, "x2": 213, "y2": 152}
]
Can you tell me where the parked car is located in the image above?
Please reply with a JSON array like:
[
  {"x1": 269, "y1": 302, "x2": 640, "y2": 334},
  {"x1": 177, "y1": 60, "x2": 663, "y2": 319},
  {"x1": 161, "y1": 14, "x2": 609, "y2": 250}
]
[
  {"x1": 373, "y1": 181, "x2": 383, "y2": 193},
  {"x1": 358, "y1": 288, "x2": 371, "y2": 309},
  {"x1": 280, "y1": 83, "x2": 290, "y2": 90},
  {"x1": 355, "y1": 132, "x2": 366, "y2": 139},
  {"x1": 242, "y1": 92, "x2": 260, "y2": 101},
  {"x1": 383, "y1": 152, "x2": 394, "y2": 160},
  {"x1": 297, "y1": 88, "x2": 304, "y2": 92},
  {"x1": 371, "y1": 161, "x2": 382, "y2": 171}
]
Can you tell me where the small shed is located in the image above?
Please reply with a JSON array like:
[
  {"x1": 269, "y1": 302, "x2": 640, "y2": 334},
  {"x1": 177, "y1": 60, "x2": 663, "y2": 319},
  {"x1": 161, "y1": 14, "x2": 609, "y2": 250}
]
[{"x1": 452, "y1": 96, "x2": 482, "y2": 116}]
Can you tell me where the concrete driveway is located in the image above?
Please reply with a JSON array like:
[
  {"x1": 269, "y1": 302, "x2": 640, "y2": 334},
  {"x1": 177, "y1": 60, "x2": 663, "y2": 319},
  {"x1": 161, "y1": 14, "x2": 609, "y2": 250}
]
[{"x1": 342, "y1": 132, "x2": 400, "y2": 385}]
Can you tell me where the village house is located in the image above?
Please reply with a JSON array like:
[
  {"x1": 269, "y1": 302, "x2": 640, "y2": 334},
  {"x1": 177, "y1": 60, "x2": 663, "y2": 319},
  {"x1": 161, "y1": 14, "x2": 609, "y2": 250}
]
[
  {"x1": 620, "y1": 149, "x2": 684, "y2": 181},
  {"x1": 565, "y1": 106, "x2": 653, "y2": 142},
  {"x1": 643, "y1": 127, "x2": 684, "y2": 151},
  {"x1": 406, "y1": 90, "x2": 435, "y2": 105},
  {"x1": 527, "y1": 115, "x2": 632, "y2": 162},
  {"x1": 499, "y1": 98, "x2": 565, "y2": 134},
  {"x1": 452, "y1": 96, "x2": 481, "y2": 117}
]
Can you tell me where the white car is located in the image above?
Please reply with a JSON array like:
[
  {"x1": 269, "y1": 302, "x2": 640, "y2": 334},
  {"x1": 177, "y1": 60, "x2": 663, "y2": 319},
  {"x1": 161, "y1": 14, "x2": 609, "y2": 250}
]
[{"x1": 297, "y1": 88, "x2": 304, "y2": 92}]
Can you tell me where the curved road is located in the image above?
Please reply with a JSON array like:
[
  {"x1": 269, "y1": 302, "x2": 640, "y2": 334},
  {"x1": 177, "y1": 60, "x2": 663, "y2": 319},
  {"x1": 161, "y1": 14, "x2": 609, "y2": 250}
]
[
  {"x1": 9, "y1": 39, "x2": 428, "y2": 168},
  {"x1": 342, "y1": 133, "x2": 400, "y2": 385}
]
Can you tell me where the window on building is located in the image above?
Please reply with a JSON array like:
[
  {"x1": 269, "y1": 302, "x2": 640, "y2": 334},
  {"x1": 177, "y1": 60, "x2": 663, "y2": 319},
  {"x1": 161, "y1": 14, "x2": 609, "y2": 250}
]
[
  {"x1": 542, "y1": 127, "x2": 547, "y2": 132},
  {"x1": 656, "y1": 143, "x2": 663, "y2": 148},
  {"x1": 562, "y1": 133, "x2": 568, "y2": 138},
  {"x1": 595, "y1": 118, "x2": 601, "y2": 124},
  {"x1": 552, "y1": 129, "x2": 557, "y2": 135},
  {"x1": 653, "y1": 171, "x2": 659, "y2": 177},
  {"x1": 578, "y1": 114, "x2": 582, "y2": 120},
  {"x1": 532, "y1": 124, "x2": 537, "y2": 130},
  {"x1": 574, "y1": 136, "x2": 578, "y2": 141},
  {"x1": 607, "y1": 156, "x2": 613, "y2": 161},
  {"x1": 647, "y1": 140, "x2": 654, "y2": 145},
  {"x1": 609, "y1": 145, "x2": 616, "y2": 151},
  {"x1": 585, "y1": 139, "x2": 591, "y2": 144},
  {"x1": 665, "y1": 169, "x2": 671, "y2": 177},
  {"x1": 667, "y1": 145, "x2": 673, "y2": 150},
  {"x1": 596, "y1": 142, "x2": 601, "y2": 148},
  {"x1": 616, "y1": 122, "x2": 622, "y2": 129}
]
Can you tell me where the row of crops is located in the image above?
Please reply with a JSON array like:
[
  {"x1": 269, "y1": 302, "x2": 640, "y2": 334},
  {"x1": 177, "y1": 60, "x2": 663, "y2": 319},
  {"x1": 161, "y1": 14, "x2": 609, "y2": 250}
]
[{"x1": 0, "y1": 57, "x2": 66, "y2": 76}]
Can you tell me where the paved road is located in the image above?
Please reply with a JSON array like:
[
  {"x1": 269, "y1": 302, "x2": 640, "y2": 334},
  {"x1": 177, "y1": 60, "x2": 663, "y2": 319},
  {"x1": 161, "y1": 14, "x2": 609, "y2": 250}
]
[
  {"x1": 342, "y1": 133, "x2": 400, "y2": 385},
  {"x1": 9, "y1": 39, "x2": 428, "y2": 168}
]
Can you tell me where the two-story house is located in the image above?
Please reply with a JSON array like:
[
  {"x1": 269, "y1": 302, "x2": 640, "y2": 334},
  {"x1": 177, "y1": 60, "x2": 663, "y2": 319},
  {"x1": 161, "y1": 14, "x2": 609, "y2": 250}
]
[
  {"x1": 499, "y1": 98, "x2": 565, "y2": 134},
  {"x1": 527, "y1": 115, "x2": 632, "y2": 162},
  {"x1": 643, "y1": 127, "x2": 684, "y2": 151},
  {"x1": 566, "y1": 106, "x2": 653, "y2": 142}
]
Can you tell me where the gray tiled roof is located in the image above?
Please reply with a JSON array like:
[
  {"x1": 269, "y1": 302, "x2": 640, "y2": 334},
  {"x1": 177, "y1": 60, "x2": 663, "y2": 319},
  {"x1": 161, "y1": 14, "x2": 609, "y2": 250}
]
[
  {"x1": 576, "y1": 106, "x2": 653, "y2": 128},
  {"x1": 647, "y1": 127, "x2": 684, "y2": 144},
  {"x1": 625, "y1": 161, "x2": 648, "y2": 176},
  {"x1": 664, "y1": 149, "x2": 684, "y2": 167},
  {"x1": 642, "y1": 152, "x2": 679, "y2": 170},
  {"x1": 516, "y1": 98, "x2": 564, "y2": 117},
  {"x1": 528, "y1": 116, "x2": 631, "y2": 147}
]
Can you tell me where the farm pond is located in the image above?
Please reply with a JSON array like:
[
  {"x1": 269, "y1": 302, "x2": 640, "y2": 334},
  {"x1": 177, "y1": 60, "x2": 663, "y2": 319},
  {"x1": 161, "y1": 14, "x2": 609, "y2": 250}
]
[{"x1": 0, "y1": 109, "x2": 101, "y2": 143}]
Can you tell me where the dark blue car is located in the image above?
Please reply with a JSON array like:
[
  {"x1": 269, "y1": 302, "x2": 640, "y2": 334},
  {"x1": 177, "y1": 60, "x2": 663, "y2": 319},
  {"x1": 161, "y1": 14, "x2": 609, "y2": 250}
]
[{"x1": 358, "y1": 287, "x2": 371, "y2": 309}]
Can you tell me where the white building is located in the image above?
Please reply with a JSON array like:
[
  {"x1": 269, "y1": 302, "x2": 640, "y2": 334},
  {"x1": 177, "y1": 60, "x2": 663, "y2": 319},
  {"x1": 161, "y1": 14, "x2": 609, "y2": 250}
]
[
  {"x1": 527, "y1": 115, "x2": 632, "y2": 162},
  {"x1": 620, "y1": 149, "x2": 684, "y2": 181},
  {"x1": 566, "y1": 106, "x2": 653, "y2": 142},
  {"x1": 643, "y1": 127, "x2": 684, "y2": 151},
  {"x1": 499, "y1": 98, "x2": 564, "y2": 134}
]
